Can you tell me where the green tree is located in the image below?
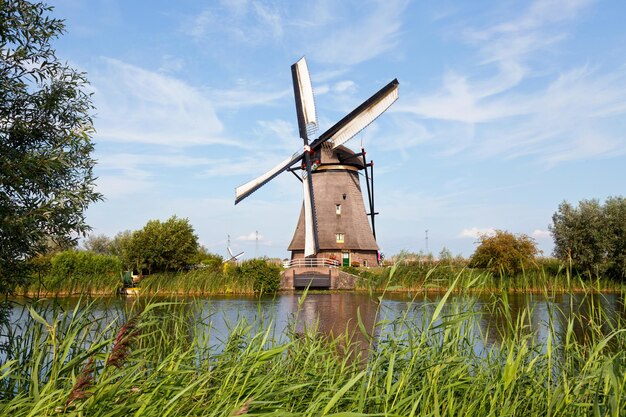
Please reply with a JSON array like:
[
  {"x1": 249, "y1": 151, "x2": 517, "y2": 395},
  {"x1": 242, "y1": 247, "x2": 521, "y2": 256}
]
[
  {"x1": 129, "y1": 216, "x2": 198, "y2": 274},
  {"x1": 550, "y1": 197, "x2": 626, "y2": 279},
  {"x1": 83, "y1": 234, "x2": 112, "y2": 255},
  {"x1": 470, "y1": 230, "x2": 538, "y2": 276},
  {"x1": 109, "y1": 230, "x2": 133, "y2": 269},
  {"x1": 193, "y1": 245, "x2": 223, "y2": 270},
  {"x1": 0, "y1": 1, "x2": 101, "y2": 293},
  {"x1": 239, "y1": 259, "x2": 281, "y2": 294}
]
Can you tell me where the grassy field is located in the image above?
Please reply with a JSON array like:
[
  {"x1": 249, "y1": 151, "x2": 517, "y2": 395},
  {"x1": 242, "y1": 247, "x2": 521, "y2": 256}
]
[{"x1": 1, "y1": 280, "x2": 625, "y2": 416}]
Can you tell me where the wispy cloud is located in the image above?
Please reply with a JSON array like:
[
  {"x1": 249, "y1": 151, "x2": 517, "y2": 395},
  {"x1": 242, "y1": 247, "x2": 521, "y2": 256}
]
[
  {"x1": 532, "y1": 229, "x2": 551, "y2": 239},
  {"x1": 311, "y1": 0, "x2": 409, "y2": 66},
  {"x1": 458, "y1": 227, "x2": 496, "y2": 239},
  {"x1": 92, "y1": 58, "x2": 238, "y2": 147},
  {"x1": 236, "y1": 231, "x2": 263, "y2": 241},
  {"x1": 185, "y1": 0, "x2": 407, "y2": 66},
  {"x1": 207, "y1": 81, "x2": 291, "y2": 109},
  {"x1": 95, "y1": 167, "x2": 153, "y2": 199},
  {"x1": 97, "y1": 153, "x2": 213, "y2": 170},
  {"x1": 186, "y1": 0, "x2": 284, "y2": 44},
  {"x1": 466, "y1": 0, "x2": 593, "y2": 65},
  {"x1": 396, "y1": 0, "x2": 626, "y2": 165}
]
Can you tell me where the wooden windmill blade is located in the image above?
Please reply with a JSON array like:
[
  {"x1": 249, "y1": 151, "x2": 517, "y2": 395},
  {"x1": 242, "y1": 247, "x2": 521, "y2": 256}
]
[
  {"x1": 302, "y1": 174, "x2": 318, "y2": 257},
  {"x1": 291, "y1": 57, "x2": 318, "y2": 139},
  {"x1": 235, "y1": 151, "x2": 304, "y2": 204},
  {"x1": 312, "y1": 78, "x2": 399, "y2": 150},
  {"x1": 292, "y1": 57, "x2": 320, "y2": 256}
]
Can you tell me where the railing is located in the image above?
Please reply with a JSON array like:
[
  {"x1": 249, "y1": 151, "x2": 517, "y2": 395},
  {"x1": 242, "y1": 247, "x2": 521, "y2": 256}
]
[{"x1": 283, "y1": 258, "x2": 340, "y2": 268}]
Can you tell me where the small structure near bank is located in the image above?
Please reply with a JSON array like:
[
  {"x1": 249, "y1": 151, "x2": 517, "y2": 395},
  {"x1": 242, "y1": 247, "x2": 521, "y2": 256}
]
[{"x1": 280, "y1": 258, "x2": 358, "y2": 290}]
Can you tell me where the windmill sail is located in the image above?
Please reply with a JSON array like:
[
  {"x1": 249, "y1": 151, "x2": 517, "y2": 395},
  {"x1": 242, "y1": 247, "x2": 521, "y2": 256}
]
[
  {"x1": 302, "y1": 174, "x2": 317, "y2": 257},
  {"x1": 234, "y1": 55, "x2": 399, "y2": 264},
  {"x1": 315, "y1": 79, "x2": 399, "y2": 149},
  {"x1": 291, "y1": 57, "x2": 318, "y2": 140},
  {"x1": 235, "y1": 151, "x2": 304, "y2": 204}
]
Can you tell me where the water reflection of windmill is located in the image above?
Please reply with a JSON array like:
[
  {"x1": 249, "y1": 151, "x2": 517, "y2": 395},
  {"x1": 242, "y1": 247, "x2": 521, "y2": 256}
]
[{"x1": 235, "y1": 57, "x2": 398, "y2": 279}]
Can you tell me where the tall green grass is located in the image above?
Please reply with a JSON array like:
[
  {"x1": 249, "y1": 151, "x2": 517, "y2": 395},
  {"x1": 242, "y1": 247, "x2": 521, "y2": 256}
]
[
  {"x1": 353, "y1": 261, "x2": 626, "y2": 293},
  {"x1": 139, "y1": 267, "x2": 256, "y2": 295},
  {"x1": 1, "y1": 282, "x2": 625, "y2": 415}
]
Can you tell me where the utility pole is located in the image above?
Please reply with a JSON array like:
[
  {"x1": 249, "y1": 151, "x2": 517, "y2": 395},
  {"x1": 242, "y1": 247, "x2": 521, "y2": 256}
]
[{"x1": 425, "y1": 229, "x2": 429, "y2": 255}]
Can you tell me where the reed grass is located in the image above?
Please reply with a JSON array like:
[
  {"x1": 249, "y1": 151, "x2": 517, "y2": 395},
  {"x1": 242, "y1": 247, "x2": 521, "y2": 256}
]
[
  {"x1": 354, "y1": 262, "x2": 626, "y2": 294},
  {"x1": 139, "y1": 268, "x2": 256, "y2": 295},
  {"x1": 1, "y1": 279, "x2": 625, "y2": 416},
  {"x1": 16, "y1": 272, "x2": 121, "y2": 297}
]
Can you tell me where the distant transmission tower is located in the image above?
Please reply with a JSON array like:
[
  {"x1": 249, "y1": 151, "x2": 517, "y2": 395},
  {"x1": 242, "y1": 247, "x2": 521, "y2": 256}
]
[
  {"x1": 255, "y1": 230, "x2": 259, "y2": 258},
  {"x1": 425, "y1": 229, "x2": 429, "y2": 255}
]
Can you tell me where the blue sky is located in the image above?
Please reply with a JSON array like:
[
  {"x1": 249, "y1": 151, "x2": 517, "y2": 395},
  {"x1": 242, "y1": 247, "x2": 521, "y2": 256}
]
[{"x1": 52, "y1": 0, "x2": 626, "y2": 259}]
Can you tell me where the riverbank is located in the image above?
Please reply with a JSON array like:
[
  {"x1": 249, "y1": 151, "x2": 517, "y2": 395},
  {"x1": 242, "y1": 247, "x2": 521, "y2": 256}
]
[{"x1": 16, "y1": 264, "x2": 626, "y2": 297}]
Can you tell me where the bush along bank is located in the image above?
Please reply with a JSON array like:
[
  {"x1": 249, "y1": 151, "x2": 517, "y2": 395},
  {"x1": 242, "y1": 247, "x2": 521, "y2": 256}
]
[{"x1": 19, "y1": 250, "x2": 122, "y2": 296}]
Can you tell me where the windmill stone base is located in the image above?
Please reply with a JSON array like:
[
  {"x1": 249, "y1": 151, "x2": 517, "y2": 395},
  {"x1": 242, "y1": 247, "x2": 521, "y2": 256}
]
[{"x1": 280, "y1": 267, "x2": 358, "y2": 290}]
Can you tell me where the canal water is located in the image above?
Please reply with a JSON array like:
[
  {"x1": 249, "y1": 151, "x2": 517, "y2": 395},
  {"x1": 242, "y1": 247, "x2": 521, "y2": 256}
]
[{"x1": 3, "y1": 291, "x2": 624, "y2": 355}]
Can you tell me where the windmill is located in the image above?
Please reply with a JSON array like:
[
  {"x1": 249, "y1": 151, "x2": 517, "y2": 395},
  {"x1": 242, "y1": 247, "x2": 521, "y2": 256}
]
[
  {"x1": 226, "y1": 235, "x2": 244, "y2": 262},
  {"x1": 235, "y1": 57, "x2": 398, "y2": 263}
]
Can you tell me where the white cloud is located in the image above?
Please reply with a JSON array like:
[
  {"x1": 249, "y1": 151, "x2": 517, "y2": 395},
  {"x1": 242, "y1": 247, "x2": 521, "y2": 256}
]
[
  {"x1": 256, "y1": 119, "x2": 299, "y2": 152},
  {"x1": 532, "y1": 229, "x2": 552, "y2": 239},
  {"x1": 159, "y1": 55, "x2": 184, "y2": 74},
  {"x1": 98, "y1": 153, "x2": 213, "y2": 170},
  {"x1": 92, "y1": 58, "x2": 238, "y2": 147},
  {"x1": 334, "y1": 80, "x2": 357, "y2": 94},
  {"x1": 458, "y1": 227, "x2": 496, "y2": 239},
  {"x1": 236, "y1": 232, "x2": 263, "y2": 241},
  {"x1": 95, "y1": 167, "x2": 153, "y2": 199},
  {"x1": 208, "y1": 82, "x2": 291, "y2": 109}
]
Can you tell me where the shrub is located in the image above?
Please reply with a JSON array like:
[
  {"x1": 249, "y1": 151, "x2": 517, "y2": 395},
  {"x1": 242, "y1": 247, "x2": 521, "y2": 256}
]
[
  {"x1": 470, "y1": 230, "x2": 538, "y2": 276},
  {"x1": 239, "y1": 259, "x2": 281, "y2": 294},
  {"x1": 50, "y1": 250, "x2": 122, "y2": 280}
]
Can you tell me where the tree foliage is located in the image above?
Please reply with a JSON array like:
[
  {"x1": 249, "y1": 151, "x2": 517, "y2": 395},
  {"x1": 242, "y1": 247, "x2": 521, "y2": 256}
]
[
  {"x1": 49, "y1": 250, "x2": 121, "y2": 282},
  {"x1": 127, "y1": 216, "x2": 198, "y2": 274},
  {"x1": 238, "y1": 259, "x2": 281, "y2": 294},
  {"x1": 83, "y1": 234, "x2": 112, "y2": 255},
  {"x1": 193, "y1": 245, "x2": 223, "y2": 270},
  {"x1": 470, "y1": 230, "x2": 538, "y2": 276},
  {"x1": 0, "y1": 1, "x2": 101, "y2": 292},
  {"x1": 550, "y1": 197, "x2": 626, "y2": 279}
]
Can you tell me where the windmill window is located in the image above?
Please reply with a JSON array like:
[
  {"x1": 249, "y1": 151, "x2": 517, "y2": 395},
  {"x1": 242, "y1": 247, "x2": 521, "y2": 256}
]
[
  {"x1": 335, "y1": 204, "x2": 341, "y2": 215},
  {"x1": 336, "y1": 233, "x2": 345, "y2": 243}
]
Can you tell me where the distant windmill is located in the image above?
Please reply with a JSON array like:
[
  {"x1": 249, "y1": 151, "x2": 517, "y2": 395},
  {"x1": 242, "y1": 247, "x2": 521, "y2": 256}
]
[
  {"x1": 226, "y1": 235, "x2": 244, "y2": 262},
  {"x1": 235, "y1": 57, "x2": 398, "y2": 265}
]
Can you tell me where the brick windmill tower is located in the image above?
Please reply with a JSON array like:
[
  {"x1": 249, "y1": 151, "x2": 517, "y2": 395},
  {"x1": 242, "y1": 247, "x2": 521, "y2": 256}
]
[
  {"x1": 235, "y1": 57, "x2": 398, "y2": 284},
  {"x1": 287, "y1": 144, "x2": 380, "y2": 268}
]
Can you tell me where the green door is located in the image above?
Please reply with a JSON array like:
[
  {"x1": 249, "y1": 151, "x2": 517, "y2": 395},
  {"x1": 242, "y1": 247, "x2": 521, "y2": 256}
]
[{"x1": 342, "y1": 252, "x2": 350, "y2": 267}]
